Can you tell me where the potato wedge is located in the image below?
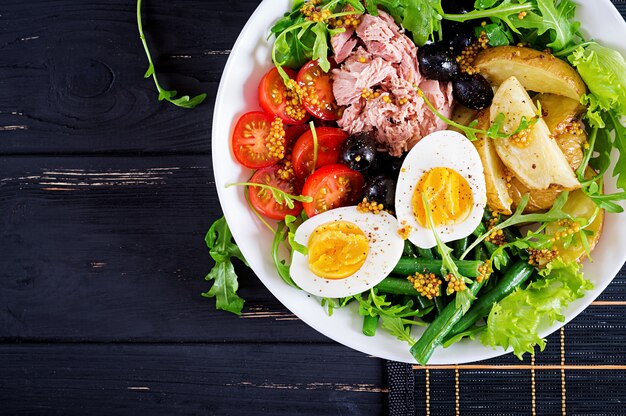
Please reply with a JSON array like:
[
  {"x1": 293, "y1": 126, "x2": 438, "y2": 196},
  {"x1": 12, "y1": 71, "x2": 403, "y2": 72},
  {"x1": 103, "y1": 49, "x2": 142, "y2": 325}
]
[
  {"x1": 509, "y1": 177, "x2": 562, "y2": 213},
  {"x1": 474, "y1": 46, "x2": 586, "y2": 101},
  {"x1": 545, "y1": 187, "x2": 604, "y2": 263},
  {"x1": 490, "y1": 76, "x2": 580, "y2": 190},
  {"x1": 536, "y1": 93, "x2": 587, "y2": 171},
  {"x1": 471, "y1": 110, "x2": 513, "y2": 214}
]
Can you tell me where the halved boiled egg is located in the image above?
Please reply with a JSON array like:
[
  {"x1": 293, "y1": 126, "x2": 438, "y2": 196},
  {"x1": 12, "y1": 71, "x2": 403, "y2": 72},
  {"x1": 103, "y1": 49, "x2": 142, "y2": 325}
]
[
  {"x1": 290, "y1": 207, "x2": 404, "y2": 298},
  {"x1": 395, "y1": 131, "x2": 487, "y2": 249}
]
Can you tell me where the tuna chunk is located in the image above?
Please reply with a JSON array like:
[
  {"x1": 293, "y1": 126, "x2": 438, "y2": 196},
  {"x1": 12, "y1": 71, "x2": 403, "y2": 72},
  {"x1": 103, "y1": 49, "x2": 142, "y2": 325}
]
[
  {"x1": 331, "y1": 28, "x2": 357, "y2": 63},
  {"x1": 331, "y1": 10, "x2": 454, "y2": 156}
]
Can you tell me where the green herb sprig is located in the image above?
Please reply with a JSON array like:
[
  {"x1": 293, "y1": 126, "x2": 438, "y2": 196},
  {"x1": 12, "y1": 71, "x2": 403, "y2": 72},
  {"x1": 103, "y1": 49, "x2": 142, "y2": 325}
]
[
  {"x1": 418, "y1": 89, "x2": 540, "y2": 142},
  {"x1": 227, "y1": 182, "x2": 312, "y2": 209},
  {"x1": 137, "y1": 0, "x2": 206, "y2": 108},
  {"x1": 422, "y1": 194, "x2": 475, "y2": 313},
  {"x1": 462, "y1": 192, "x2": 572, "y2": 267},
  {"x1": 202, "y1": 217, "x2": 247, "y2": 314}
]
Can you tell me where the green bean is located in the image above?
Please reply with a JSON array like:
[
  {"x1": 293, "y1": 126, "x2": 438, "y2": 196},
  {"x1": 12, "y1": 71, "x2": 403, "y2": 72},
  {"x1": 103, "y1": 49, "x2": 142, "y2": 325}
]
[
  {"x1": 445, "y1": 261, "x2": 534, "y2": 339},
  {"x1": 415, "y1": 295, "x2": 434, "y2": 310},
  {"x1": 454, "y1": 237, "x2": 469, "y2": 259},
  {"x1": 410, "y1": 278, "x2": 486, "y2": 365},
  {"x1": 362, "y1": 314, "x2": 379, "y2": 337},
  {"x1": 416, "y1": 247, "x2": 435, "y2": 259},
  {"x1": 375, "y1": 277, "x2": 419, "y2": 296},
  {"x1": 434, "y1": 297, "x2": 446, "y2": 315},
  {"x1": 403, "y1": 240, "x2": 417, "y2": 257},
  {"x1": 393, "y1": 258, "x2": 483, "y2": 278}
]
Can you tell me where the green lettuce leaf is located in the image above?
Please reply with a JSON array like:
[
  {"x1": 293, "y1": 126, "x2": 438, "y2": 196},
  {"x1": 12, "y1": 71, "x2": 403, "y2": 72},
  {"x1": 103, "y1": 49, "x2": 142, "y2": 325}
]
[
  {"x1": 569, "y1": 43, "x2": 626, "y2": 127},
  {"x1": 480, "y1": 258, "x2": 592, "y2": 359}
]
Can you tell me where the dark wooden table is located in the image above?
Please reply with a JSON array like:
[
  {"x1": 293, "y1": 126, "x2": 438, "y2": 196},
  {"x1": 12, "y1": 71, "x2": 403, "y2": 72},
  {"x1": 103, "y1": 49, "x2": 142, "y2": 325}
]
[{"x1": 0, "y1": 1, "x2": 387, "y2": 414}]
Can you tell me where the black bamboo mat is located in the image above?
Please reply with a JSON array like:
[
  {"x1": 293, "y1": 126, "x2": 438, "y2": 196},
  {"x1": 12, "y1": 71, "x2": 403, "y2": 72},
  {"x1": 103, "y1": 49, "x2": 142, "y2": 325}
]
[
  {"x1": 388, "y1": 263, "x2": 626, "y2": 415},
  {"x1": 388, "y1": 6, "x2": 626, "y2": 412}
]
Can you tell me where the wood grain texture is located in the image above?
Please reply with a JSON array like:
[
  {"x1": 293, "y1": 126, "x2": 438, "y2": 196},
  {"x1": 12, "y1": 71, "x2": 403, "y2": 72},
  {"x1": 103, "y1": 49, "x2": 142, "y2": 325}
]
[
  {"x1": 0, "y1": 156, "x2": 334, "y2": 342},
  {"x1": 0, "y1": 0, "x2": 261, "y2": 154},
  {"x1": 0, "y1": 343, "x2": 386, "y2": 416}
]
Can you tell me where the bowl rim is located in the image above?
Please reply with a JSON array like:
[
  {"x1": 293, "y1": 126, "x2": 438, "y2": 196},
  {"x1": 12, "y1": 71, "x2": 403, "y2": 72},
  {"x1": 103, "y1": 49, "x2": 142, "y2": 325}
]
[{"x1": 212, "y1": 0, "x2": 626, "y2": 364}]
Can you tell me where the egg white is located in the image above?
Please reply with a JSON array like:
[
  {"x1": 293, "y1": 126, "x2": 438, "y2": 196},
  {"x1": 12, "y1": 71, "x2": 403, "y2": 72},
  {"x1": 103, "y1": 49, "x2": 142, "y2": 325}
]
[
  {"x1": 395, "y1": 130, "x2": 487, "y2": 249},
  {"x1": 290, "y1": 207, "x2": 405, "y2": 298}
]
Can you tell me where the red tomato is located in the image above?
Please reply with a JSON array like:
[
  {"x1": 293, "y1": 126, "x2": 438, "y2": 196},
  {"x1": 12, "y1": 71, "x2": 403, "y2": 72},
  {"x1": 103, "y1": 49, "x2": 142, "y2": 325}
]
[
  {"x1": 258, "y1": 67, "x2": 309, "y2": 125},
  {"x1": 231, "y1": 111, "x2": 285, "y2": 169},
  {"x1": 292, "y1": 127, "x2": 348, "y2": 181},
  {"x1": 284, "y1": 124, "x2": 310, "y2": 153},
  {"x1": 297, "y1": 60, "x2": 342, "y2": 121},
  {"x1": 248, "y1": 164, "x2": 303, "y2": 221},
  {"x1": 302, "y1": 164, "x2": 365, "y2": 217}
]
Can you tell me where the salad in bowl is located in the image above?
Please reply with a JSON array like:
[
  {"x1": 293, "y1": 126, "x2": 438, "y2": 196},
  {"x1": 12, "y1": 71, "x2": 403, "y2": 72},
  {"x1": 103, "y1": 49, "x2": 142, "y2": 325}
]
[{"x1": 207, "y1": 0, "x2": 626, "y2": 364}]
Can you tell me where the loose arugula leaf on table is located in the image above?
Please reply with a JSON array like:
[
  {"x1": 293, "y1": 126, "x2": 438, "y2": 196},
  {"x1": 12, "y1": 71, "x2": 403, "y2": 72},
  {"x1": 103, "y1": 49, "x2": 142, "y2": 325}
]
[
  {"x1": 202, "y1": 217, "x2": 247, "y2": 314},
  {"x1": 480, "y1": 258, "x2": 592, "y2": 359},
  {"x1": 136, "y1": 0, "x2": 206, "y2": 108}
]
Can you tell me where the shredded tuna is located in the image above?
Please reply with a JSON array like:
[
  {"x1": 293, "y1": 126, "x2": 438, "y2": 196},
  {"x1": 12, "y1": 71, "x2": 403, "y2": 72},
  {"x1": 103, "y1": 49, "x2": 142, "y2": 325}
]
[
  {"x1": 331, "y1": 11, "x2": 454, "y2": 156},
  {"x1": 331, "y1": 28, "x2": 357, "y2": 64}
]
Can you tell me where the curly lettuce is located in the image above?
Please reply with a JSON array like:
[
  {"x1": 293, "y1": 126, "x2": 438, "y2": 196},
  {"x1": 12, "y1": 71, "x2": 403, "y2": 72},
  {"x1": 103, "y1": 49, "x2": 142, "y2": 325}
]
[
  {"x1": 480, "y1": 258, "x2": 593, "y2": 359},
  {"x1": 569, "y1": 43, "x2": 626, "y2": 127}
]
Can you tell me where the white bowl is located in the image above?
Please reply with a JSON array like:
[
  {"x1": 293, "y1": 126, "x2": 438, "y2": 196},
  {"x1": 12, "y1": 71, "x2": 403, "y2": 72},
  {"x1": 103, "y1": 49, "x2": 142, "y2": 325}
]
[{"x1": 212, "y1": 0, "x2": 626, "y2": 364}]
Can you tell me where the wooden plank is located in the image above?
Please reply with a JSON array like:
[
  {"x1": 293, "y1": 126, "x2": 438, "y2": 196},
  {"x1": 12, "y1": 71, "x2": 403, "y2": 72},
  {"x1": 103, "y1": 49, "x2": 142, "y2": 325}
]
[
  {"x1": 0, "y1": 343, "x2": 386, "y2": 416},
  {"x1": 0, "y1": 0, "x2": 261, "y2": 154},
  {"x1": 0, "y1": 155, "x2": 329, "y2": 342}
]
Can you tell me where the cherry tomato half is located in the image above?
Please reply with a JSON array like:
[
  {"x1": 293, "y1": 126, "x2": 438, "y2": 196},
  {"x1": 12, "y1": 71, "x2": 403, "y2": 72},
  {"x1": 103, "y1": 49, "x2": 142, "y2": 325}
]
[
  {"x1": 258, "y1": 67, "x2": 309, "y2": 125},
  {"x1": 231, "y1": 111, "x2": 285, "y2": 169},
  {"x1": 248, "y1": 164, "x2": 303, "y2": 221},
  {"x1": 292, "y1": 127, "x2": 349, "y2": 181},
  {"x1": 297, "y1": 60, "x2": 342, "y2": 121},
  {"x1": 302, "y1": 164, "x2": 365, "y2": 218},
  {"x1": 284, "y1": 124, "x2": 310, "y2": 153}
]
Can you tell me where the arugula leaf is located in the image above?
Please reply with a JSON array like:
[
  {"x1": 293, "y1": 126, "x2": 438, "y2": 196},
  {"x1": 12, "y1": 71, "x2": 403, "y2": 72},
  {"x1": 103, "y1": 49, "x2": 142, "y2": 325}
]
[
  {"x1": 381, "y1": 316, "x2": 418, "y2": 345},
  {"x1": 227, "y1": 182, "x2": 312, "y2": 209},
  {"x1": 442, "y1": 325, "x2": 485, "y2": 348},
  {"x1": 515, "y1": 0, "x2": 578, "y2": 51},
  {"x1": 355, "y1": 289, "x2": 432, "y2": 321},
  {"x1": 311, "y1": 23, "x2": 332, "y2": 72},
  {"x1": 202, "y1": 217, "x2": 247, "y2": 314},
  {"x1": 136, "y1": 0, "x2": 206, "y2": 108},
  {"x1": 477, "y1": 22, "x2": 513, "y2": 47},
  {"x1": 272, "y1": 222, "x2": 300, "y2": 288},
  {"x1": 418, "y1": 88, "x2": 539, "y2": 141},
  {"x1": 462, "y1": 192, "x2": 572, "y2": 262},
  {"x1": 285, "y1": 214, "x2": 308, "y2": 254},
  {"x1": 480, "y1": 258, "x2": 592, "y2": 359},
  {"x1": 443, "y1": 0, "x2": 533, "y2": 35},
  {"x1": 421, "y1": 193, "x2": 475, "y2": 313}
]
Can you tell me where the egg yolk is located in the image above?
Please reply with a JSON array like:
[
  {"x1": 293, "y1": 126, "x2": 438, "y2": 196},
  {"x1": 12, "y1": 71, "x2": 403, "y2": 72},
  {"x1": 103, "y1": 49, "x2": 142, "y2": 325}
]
[
  {"x1": 307, "y1": 221, "x2": 370, "y2": 279},
  {"x1": 412, "y1": 167, "x2": 473, "y2": 228}
]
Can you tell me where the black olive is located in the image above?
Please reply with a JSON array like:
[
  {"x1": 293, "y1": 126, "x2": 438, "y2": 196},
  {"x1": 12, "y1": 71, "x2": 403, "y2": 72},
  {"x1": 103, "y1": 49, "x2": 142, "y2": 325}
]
[
  {"x1": 363, "y1": 174, "x2": 396, "y2": 211},
  {"x1": 418, "y1": 44, "x2": 460, "y2": 82},
  {"x1": 339, "y1": 132, "x2": 378, "y2": 173},
  {"x1": 452, "y1": 73, "x2": 494, "y2": 110},
  {"x1": 376, "y1": 152, "x2": 406, "y2": 180},
  {"x1": 441, "y1": 0, "x2": 475, "y2": 14},
  {"x1": 446, "y1": 27, "x2": 476, "y2": 56}
]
